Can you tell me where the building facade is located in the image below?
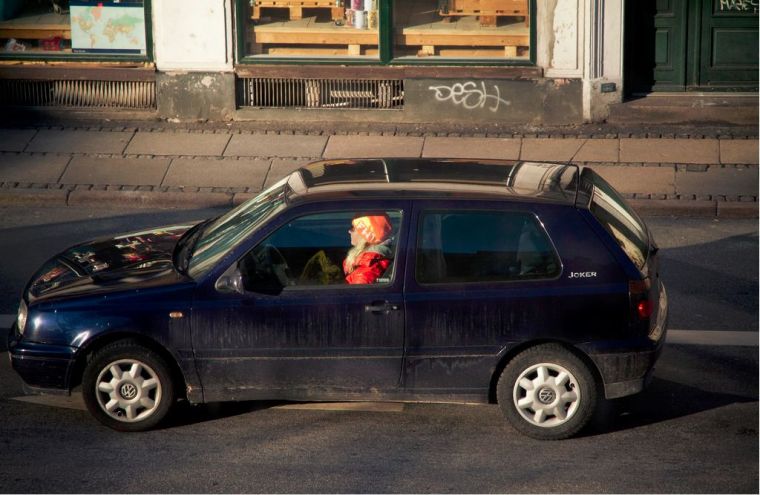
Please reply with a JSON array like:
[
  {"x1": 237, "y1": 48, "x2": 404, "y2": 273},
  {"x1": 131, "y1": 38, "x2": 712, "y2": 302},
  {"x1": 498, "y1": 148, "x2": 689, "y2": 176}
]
[{"x1": 0, "y1": 0, "x2": 757, "y2": 125}]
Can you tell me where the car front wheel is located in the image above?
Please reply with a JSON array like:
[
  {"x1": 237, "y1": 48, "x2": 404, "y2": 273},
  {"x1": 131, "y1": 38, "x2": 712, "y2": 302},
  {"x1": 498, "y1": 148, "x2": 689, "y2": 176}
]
[
  {"x1": 497, "y1": 344, "x2": 598, "y2": 440},
  {"x1": 82, "y1": 340, "x2": 175, "y2": 432}
]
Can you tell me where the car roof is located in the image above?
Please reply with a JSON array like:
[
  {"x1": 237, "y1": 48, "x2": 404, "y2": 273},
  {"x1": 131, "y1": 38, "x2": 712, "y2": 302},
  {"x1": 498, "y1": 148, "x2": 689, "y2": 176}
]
[{"x1": 285, "y1": 159, "x2": 579, "y2": 205}]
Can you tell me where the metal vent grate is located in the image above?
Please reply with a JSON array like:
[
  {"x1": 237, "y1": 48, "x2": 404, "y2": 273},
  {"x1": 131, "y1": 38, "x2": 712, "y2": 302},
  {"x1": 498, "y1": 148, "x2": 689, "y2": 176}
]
[
  {"x1": 239, "y1": 78, "x2": 404, "y2": 109},
  {"x1": 0, "y1": 79, "x2": 156, "y2": 109}
]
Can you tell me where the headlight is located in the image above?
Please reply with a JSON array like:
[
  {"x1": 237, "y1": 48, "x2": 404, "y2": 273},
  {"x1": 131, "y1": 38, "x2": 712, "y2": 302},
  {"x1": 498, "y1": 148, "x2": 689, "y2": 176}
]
[{"x1": 16, "y1": 300, "x2": 27, "y2": 335}]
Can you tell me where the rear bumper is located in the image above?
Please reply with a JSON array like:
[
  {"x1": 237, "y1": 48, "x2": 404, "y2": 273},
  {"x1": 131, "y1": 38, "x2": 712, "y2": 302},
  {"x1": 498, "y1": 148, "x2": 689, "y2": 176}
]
[
  {"x1": 7, "y1": 325, "x2": 76, "y2": 392},
  {"x1": 587, "y1": 283, "x2": 669, "y2": 399}
]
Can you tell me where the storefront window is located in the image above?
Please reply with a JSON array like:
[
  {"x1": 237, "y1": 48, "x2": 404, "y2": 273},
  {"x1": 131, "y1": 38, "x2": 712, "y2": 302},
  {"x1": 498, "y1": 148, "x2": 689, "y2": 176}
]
[
  {"x1": 394, "y1": 0, "x2": 529, "y2": 59},
  {"x1": 0, "y1": 0, "x2": 150, "y2": 59},
  {"x1": 241, "y1": 0, "x2": 532, "y2": 61},
  {"x1": 245, "y1": 0, "x2": 380, "y2": 58}
]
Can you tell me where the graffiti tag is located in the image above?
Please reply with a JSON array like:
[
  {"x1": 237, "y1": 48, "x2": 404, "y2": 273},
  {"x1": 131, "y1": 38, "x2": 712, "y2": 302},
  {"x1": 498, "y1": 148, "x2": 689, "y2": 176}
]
[
  {"x1": 428, "y1": 81, "x2": 511, "y2": 112},
  {"x1": 718, "y1": 0, "x2": 758, "y2": 12}
]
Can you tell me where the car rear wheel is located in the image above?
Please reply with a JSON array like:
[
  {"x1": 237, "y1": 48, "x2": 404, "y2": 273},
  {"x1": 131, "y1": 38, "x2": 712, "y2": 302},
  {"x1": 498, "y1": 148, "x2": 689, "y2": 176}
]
[
  {"x1": 82, "y1": 340, "x2": 175, "y2": 432},
  {"x1": 497, "y1": 344, "x2": 598, "y2": 440}
]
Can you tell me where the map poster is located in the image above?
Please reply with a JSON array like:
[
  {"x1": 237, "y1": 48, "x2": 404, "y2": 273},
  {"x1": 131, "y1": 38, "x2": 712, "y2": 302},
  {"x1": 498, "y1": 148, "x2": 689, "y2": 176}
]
[{"x1": 70, "y1": 1, "x2": 147, "y2": 54}]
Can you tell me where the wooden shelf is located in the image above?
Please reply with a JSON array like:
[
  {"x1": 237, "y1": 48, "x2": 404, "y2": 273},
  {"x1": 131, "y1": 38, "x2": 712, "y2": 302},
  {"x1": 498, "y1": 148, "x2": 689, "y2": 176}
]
[{"x1": 0, "y1": 12, "x2": 71, "y2": 40}]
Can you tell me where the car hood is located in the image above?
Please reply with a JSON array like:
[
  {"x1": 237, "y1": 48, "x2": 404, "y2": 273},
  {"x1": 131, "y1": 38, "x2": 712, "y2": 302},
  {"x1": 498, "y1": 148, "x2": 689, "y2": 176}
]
[{"x1": 27, "y1": 223, "x2": 199, "y2": 303}]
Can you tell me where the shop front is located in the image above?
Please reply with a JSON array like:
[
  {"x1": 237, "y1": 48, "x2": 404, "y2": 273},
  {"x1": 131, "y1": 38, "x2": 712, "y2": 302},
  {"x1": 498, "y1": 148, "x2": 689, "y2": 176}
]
[
  {"x1": 0, "y1": 0, "x2": 155, "y2": 110},
  {"x1": 1, "y1": 1, "x2": 629, "y2": 125}
]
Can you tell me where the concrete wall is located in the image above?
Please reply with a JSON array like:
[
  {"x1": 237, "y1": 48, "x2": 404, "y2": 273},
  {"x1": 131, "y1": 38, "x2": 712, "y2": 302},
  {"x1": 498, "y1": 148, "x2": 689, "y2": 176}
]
[{"x1": 403, "y1": 78, "x2": 583, "y2": 125}]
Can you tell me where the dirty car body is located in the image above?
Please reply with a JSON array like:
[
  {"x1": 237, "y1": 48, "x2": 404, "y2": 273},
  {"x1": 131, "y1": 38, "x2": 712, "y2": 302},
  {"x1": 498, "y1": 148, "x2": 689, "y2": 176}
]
[{"x1": 8, "y1": 159, "x2": 668, "y2": 439}]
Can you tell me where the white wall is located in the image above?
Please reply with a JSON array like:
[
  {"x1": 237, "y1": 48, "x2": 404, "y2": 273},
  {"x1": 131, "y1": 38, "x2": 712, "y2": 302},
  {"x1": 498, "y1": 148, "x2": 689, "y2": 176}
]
[{"x1": 153, "y1": 0, "x2": 233, "y2": 71}]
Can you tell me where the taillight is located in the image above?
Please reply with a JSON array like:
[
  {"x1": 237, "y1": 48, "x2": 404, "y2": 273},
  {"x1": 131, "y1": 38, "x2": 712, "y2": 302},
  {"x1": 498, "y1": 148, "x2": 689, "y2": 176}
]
[
  {"x1": 629, "y1": 279, "x2": 652, "y2": 322},
  {"x1": 637, "y1": 300, "x2": 653, "y2": 319}
]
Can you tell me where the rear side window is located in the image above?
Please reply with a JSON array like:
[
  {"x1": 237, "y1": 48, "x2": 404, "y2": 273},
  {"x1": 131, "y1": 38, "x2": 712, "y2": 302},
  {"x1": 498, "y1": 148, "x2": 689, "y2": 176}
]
[
  {"x1": 416, "y1": 211, "x2": 560, "y2": 284},
  {"x1": 585, "y1": 172, "x2": 649, "y2": 270}
]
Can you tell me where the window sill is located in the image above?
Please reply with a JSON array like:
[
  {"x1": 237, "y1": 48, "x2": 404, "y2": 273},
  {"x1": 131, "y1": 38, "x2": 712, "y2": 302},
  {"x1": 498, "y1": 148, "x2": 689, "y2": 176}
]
[{"x1": 235, "y1": 64, "x2": 542, "y2": 80}]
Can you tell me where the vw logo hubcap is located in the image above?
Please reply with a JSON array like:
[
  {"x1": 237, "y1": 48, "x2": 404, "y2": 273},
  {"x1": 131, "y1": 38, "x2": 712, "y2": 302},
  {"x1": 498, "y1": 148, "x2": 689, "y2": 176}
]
[
  {"x1": 120, "y1": 383, "x2": 138, "y2": 400},
  {"x1": 538, "y1": 387, "x2": 556, "y2": 404}
]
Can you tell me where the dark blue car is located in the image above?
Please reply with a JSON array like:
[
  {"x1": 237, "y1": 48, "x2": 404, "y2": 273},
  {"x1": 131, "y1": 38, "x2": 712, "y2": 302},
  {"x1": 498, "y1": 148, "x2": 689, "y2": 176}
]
[{"x1": 8, "y1": 159, "x2": 668, "y2": 440}]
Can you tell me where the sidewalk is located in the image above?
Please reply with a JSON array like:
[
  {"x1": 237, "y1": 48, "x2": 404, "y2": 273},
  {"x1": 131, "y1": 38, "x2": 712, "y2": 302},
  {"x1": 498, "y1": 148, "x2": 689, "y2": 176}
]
[{"x1": 0, "y1": 126, "x2": 757, "y2": 217}]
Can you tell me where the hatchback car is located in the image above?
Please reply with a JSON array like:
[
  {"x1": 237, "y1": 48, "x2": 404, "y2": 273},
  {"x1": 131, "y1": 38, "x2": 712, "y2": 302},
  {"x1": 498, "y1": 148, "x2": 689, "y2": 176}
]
[{"x1": 8, "y1": 159, "x2": 667, "y2": 440}]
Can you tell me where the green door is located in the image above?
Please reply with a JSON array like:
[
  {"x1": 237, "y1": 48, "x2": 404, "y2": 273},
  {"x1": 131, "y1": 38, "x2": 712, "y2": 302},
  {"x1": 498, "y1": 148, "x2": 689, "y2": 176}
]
[
  {"x1": 625, "y1": 0, "x2": 759, "y2": 93},
  {"x1": 625, "y1": 0, "x2": 688, "y2": 93},
  {"x1": 698, "y1": 0, "x2": 759, "y2": 87}
]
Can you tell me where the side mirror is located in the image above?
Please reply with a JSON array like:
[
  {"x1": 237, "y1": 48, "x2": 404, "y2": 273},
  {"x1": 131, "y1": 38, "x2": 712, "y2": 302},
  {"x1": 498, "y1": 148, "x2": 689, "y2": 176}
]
[{"x1": 215, "y1": 269, "x2": 244, "y2": 294}]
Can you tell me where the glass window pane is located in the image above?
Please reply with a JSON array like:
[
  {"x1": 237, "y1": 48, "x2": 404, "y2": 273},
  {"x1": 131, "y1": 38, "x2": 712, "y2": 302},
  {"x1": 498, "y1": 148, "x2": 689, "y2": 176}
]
[
  {"x1": 1, "y1": 1, "x2": 149, "y2": 57},
  {"x1": 245, "y1": 0, "x2": 379, "y2": 58},
  {"x1": 394, "y1": 0, "x2": 530, "y2": 59},
  {"x1": 416, "y1": 211, "x2": 559, "y2": 284},
  {"x1": 241, "y1": 210, "x2": 402, "y2": 290}
]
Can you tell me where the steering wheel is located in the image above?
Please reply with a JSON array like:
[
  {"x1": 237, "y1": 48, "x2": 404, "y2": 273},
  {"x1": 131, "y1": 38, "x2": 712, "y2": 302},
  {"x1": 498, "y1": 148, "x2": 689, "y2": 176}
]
[{"x1": 260, "y1": 244, "x2": 293, "y2": 287}]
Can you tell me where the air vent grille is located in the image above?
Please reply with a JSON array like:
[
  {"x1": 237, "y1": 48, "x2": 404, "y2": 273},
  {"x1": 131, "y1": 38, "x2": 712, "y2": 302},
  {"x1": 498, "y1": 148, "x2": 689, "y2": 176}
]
[
  {"x1": 0, "y1": 79, "x2": 156, "y2": 109},
  {"x1": 239, "y1": 78, "x2": 403, "y2": 109}
]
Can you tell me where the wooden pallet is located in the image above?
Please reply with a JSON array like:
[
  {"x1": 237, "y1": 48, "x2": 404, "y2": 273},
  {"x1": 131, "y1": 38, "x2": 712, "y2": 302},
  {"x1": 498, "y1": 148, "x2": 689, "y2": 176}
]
[
  {"x1": 400, "y1": 23, "x2": 528, "y2": 57},
  {"x1": 439, "y1": 0, "x2": 528, "y2": 27},
  {"x1": 252, "y1": 0, "x2": 344, "y2": 21},
  {"x1": 253, "y1": 22, "x2": 378, "y2": 56}
]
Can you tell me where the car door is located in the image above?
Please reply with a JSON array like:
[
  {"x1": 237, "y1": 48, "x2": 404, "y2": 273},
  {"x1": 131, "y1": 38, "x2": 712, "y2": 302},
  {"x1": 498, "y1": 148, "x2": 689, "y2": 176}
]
[
  {"x1": 190, "y1": 201, "x2": 409, "y2": 403},
  {"x1": 401, "y1": 200, "x2": 568, "y2": 401}
]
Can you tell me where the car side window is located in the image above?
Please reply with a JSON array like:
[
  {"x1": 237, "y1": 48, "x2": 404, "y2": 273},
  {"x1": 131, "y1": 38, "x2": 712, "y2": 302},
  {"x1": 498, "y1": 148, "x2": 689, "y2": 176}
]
[
  {"x1": 416, "y1": 210, "x2": 560, "y2": 284},
  {"x1": 238, "y1": 210, "x2": 402, "y2": 291}
]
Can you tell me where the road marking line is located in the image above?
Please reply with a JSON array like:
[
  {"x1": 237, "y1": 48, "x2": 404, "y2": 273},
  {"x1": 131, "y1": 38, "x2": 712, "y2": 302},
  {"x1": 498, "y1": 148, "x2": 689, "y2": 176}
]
[
  {"x1": 11, "y1": 394, "x2": 87, "y2": 411},
  {"x1": 667, "y1": 330, "x2": 758, "y2": 347},
  {"x1": 2, "y1": 313, "x2": 756, "y2": 347},
  {"x1": 274, "y1": 401, "x2": 405, "y2": 412}
]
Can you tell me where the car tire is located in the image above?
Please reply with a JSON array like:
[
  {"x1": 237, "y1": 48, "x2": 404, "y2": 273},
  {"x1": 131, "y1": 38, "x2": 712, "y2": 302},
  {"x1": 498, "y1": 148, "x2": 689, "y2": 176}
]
[
  {"x1": 497, "y1": 344, "x2": 598, "y2": 440},
  {"x1": 82, "y1": 340, "x2": 175, "y2": 432}
]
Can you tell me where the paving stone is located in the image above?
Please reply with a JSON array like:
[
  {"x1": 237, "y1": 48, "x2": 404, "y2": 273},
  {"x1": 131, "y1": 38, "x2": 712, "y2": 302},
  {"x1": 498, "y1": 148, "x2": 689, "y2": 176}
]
[
  {"x1": 0, "y1": 154, "x2": 71, "y2": 183},
  {"x1": 264, "y1": 158, "x2": 313, "y2": 188},
  {"x1": 0, "y1": 129, "x2": 37, "y2": 152},
  {"x1": 323, "y1": 136, "x2": 424, "y2": 158},
  {"x1": 520, "y1": 138, "x2": 584, "y2": 162},
  {"x1": 720, "y1": 139, "x2": 759, "y2": 164},
  {"x1": 162, "y1": 158, "x2": 270, "y2": 190},
  {"x1": 224, "y1": 134, "x2": 328, "y2": 158},
  {"x1": 572, "y1": 139, "x2": 619, "y2": 163},
  {"x1": 593, "y1": 165, "x2": 676, "y2": 195},
  {"x1": 422, "y1": 137, "x2": 520, "y2": 160},
  {"x1": 620, "y1": 138, "x2": 719, "y2": 164},
  {"x1": 26, "y1": 130, "x2": 134, "y2": 154},
  {"x1": 126, "y1": 132, "x2": 231, "y2": 156},
  {"x1": 60, "y1": 156, "x2": 171, "y2": 186},
  {"x1": 676, "y1": 165, "x2": 759, "y2": 197}
]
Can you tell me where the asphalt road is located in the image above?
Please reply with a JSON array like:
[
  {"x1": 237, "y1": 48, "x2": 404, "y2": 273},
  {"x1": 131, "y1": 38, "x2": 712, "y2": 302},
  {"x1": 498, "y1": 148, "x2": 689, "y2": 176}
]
[{"x1": 0, "y1": 206, "x2": 757, "y2": 493}]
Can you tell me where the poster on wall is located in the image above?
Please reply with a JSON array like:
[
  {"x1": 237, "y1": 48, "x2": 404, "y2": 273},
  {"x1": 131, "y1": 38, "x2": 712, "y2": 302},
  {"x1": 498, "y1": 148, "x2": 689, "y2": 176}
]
[{"x1": 70, "y1": 0, "x2": 146, "y2": 55}]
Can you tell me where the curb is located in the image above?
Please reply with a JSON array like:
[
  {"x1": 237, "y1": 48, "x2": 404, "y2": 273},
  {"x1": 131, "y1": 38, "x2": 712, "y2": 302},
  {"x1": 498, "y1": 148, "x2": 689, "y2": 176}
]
[
  {"x1": 67, "y1": 190, "x2": 234, "y2": 208},
  {"x1": 0, "y1": 189, "x2": 757, "y2": 217}
]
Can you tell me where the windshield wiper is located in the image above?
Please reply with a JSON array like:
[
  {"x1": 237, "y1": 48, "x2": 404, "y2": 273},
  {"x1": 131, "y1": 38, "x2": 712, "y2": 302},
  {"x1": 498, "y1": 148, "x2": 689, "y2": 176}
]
[{"x1": 173, "y1": 218, "x2": 214, "y2": 275}]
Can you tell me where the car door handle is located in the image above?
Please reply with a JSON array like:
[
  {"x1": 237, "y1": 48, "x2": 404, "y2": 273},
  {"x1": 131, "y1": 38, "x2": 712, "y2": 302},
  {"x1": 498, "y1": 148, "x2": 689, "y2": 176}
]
[{"x1": 364, "y1": 301, "x2": 400, "y2": 313}]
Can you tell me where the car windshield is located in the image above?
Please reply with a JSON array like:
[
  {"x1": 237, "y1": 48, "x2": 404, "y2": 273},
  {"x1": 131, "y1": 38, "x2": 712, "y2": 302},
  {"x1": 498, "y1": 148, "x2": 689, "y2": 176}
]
[{"x1": 187, "y1": 178, "x2": 290, "y2": 278}]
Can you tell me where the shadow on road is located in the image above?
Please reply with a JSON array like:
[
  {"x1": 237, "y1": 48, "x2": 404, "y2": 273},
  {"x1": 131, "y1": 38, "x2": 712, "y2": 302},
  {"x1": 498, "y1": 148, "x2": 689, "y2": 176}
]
[{"x1": 585, "y1": 376, "x2": 758, "y2": 437}]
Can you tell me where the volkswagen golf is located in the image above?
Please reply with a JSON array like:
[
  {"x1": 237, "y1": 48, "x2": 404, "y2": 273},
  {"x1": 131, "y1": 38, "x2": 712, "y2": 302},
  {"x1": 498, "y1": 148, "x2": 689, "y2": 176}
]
[{"x1": 8, "y1": 159, "x2": 668, "y2": 440}]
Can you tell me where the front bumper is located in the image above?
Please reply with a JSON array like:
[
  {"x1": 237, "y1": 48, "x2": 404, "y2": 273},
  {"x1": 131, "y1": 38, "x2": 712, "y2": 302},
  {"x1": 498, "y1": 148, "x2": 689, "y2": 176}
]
[
  {"x1": 586, "y1": 283, "x2": 669, "y2": 399},
  {"x1": 7, "y1": 324, "x2": 76, "y2": 393}
]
